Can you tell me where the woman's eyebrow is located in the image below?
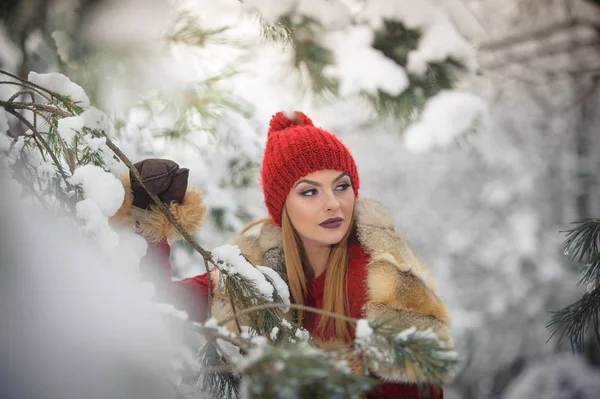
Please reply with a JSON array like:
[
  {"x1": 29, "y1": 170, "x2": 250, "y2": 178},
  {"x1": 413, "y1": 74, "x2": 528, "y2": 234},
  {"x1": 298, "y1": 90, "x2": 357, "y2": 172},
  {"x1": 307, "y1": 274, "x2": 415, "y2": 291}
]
[
  {"x1": 294, "y1": 173, "x2": 350, "y2": 188},
  {"x1": 333, "y1": 172, "x2": 350, "y2": 183},
  {"x1": 294, "y1": 179, "x2": 320, "y2": 188}
]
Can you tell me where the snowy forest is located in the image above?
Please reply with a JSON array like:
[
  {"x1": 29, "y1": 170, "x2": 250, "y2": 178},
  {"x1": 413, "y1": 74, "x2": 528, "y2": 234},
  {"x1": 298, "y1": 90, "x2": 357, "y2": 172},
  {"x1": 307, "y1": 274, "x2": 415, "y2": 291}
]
[{"x1": 1, "y1": 0, "x2": 600, "y2": 398}]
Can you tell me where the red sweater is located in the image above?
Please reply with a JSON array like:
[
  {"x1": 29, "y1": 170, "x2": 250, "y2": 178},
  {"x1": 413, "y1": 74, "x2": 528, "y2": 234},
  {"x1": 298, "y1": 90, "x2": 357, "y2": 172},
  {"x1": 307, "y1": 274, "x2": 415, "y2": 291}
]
[{"x1": 141, "y1": 238, "x2": 443, "y2": 399}]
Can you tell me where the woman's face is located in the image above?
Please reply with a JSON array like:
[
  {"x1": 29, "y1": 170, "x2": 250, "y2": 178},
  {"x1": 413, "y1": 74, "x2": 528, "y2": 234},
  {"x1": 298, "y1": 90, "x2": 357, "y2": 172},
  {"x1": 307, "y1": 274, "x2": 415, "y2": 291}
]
[{"x1": 284, "y1": 169, "x2": 355, "y2": 248}]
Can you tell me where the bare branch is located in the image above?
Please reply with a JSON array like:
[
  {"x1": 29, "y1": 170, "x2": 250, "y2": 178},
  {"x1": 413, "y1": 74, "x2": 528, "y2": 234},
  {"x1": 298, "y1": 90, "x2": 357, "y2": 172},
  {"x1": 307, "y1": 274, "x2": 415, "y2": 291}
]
[
  {"x1": 0, "y1": 69, "x2": 62, "y2": 98},
  {"x1": 218, "y1": 303, "x2": 360, "y2": 329},
  {"x1": 478, "y1": 17, "x2": 594, "y2": 52},
  {"x1": 204, "y1": 257, "x2": 213, "y2": 319}
]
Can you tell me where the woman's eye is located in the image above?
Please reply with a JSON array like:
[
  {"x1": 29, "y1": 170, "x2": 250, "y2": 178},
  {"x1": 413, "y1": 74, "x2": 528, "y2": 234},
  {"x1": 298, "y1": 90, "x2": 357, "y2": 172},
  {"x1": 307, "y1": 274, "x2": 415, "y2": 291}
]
[
  {"x1": 335, "y1": 183, "x2": 351, "y2": 191},
  {"x1": 301, "y1": 188, "x2": 318, "y2": 196}
]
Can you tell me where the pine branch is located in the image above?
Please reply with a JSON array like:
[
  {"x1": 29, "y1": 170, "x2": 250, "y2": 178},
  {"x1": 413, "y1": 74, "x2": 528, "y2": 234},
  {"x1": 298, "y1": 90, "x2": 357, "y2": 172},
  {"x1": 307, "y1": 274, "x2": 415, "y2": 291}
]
[
  {"x1": 2, "y1": 104, "x2": 74, "y2": 192},
  {"x1": 563, "y1": 219, "x2": 600, "y2": 266},
  {"x1": 241, "y1": 342, "x2": 376, "y2": 399},
  {"x1": 547, "y1": 287, "x2": 600, "y2": 352},
  {"x1": 360, "y1": 321, "x2": 459, "y2": 386},
  {"x1": 547, "y1": 218, "x2": 600, "y2": 352}
]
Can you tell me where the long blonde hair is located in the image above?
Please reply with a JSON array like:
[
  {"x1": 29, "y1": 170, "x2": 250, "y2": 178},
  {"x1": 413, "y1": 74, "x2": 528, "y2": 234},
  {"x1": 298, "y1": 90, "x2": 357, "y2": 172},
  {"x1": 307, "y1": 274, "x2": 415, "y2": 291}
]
[
  {"x1": 281, "y1": 207, "x2": 354, "y2": 341},
  {"x1": 240, "y1": 211, "x2": 355, "y2": 341}
]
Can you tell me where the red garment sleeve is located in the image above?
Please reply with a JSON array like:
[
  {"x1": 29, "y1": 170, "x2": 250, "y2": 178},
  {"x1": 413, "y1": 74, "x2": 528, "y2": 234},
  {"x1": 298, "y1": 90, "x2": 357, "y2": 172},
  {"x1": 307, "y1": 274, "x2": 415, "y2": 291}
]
[
  {"x1": 140, "y1": 237, "x2": 213, "y2": 323},
  {"x1": 365, "y1": 382, "x2": 443, "y2": 399}
]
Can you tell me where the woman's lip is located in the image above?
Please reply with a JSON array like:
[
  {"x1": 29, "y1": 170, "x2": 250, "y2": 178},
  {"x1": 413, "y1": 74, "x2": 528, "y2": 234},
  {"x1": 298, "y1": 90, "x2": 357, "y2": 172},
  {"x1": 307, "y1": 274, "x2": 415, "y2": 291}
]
[{"x1": 319, "y1": 218, "x2": 344, "y2": 229}]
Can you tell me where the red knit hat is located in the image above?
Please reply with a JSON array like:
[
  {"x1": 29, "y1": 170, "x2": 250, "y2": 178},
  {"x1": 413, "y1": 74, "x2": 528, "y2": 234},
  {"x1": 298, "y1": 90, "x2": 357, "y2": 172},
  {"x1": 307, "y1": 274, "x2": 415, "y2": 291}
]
[{"x1": 260, "y1": 111, "x2": 360, "y2": 226}]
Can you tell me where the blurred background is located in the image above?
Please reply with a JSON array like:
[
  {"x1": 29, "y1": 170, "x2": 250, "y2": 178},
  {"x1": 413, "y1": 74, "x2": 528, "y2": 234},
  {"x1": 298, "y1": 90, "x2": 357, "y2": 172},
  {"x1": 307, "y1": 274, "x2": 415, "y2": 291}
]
[{"x1": 1, "y1": 0, "x2": 600, "y2": 398}]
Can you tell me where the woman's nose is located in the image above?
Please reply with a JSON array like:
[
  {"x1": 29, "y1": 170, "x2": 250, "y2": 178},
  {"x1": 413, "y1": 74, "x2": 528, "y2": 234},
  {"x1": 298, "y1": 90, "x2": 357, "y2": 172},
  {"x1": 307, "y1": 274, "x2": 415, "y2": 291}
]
[{"x1": 323, "y1": 190, "x2": 341, "y2": 212}]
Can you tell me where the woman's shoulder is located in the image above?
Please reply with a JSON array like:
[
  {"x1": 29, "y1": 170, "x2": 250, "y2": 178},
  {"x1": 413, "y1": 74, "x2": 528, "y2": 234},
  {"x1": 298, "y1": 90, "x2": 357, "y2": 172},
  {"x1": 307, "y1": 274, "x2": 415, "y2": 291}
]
[
  {"x1": 229, "y1": 217, "x2": 283, "y2": 266},
  {"x1": 354, "y1": 198, "x2": 438, "y2": 292}
]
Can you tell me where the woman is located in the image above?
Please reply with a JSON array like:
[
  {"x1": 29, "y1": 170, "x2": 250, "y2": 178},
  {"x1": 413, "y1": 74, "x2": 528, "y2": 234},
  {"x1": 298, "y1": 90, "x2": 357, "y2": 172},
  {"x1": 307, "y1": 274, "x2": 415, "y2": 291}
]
[{"x1": 119, "y1": 112, "x2": 455, "y2": 398}]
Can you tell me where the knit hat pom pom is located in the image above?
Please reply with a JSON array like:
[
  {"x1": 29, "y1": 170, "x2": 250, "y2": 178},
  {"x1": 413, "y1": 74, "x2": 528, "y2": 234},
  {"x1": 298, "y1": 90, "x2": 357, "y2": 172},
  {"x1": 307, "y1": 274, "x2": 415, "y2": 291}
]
[{"x1": 268, "y1": 111, "x2": 314, "y2": 135}]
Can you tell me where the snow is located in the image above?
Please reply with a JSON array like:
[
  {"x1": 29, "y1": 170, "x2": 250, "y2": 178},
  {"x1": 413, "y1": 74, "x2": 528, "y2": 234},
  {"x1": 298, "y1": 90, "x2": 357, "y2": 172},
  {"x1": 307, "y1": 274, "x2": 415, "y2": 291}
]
[
  {"x1": 294, "y1": 328, "x2": 310, "y2": 341},
  {"x1": 51, "y1": 30, "x2": 71, "y2": 63},
  {"x1": 203, "y1": 317, "x2": 219, "y2": 329},
  {"x1": 75, "y1": 199, "x2": 119, "y2": 250},
  {"x1": 257, "y1": 265, "x2": 291, "y2": 312},
  {"x1": 81, "y1": 106, "x2": 112, "y2": 132},
  {"x1": 295, "y1": 0, "x2": 352, "y2": 30},
  {"x1": 28, "y1": 72, "x2": 90, "y2": 108},
  {"x1": 153, "y1": 302, "x2": 189, "y2": 321},
  {"x1": 37, "y1": 161, "x2": 56, "y2": 178},
  {"x1": 0, "y1": 132, "x2": 11, "y2": 152},
  {"x1": 324, "y1": 26, "x2": 409, "y2": 97},
  {"x1": 69, "y1": 165, "x2": 125, "y2": 217},
  {"x1": 212, "y1": 244, "x2": 275, "y2": 301},
  {"x1": 57, "y1": 115, "x2": 84, "y2": 141},
  {"x1": 280, "y1": 319, "x2": 292, "y2": 329},
  {"x1": 2, "y1": 177, "x2": 23, "y2": 200},
  {"x1": 270, "y1": 326, "x2": 279, "y2": 340},
  {"x1": 403, "y1": 90, "x2": 489, "y2": 153},
  {"x1": 242, "y1": 0, "x2": 295, "y2": 23},
  {"x1": 354, "y1": 319, "x2": 374, "y2": 340},
  {"x1": 0, "y1": 108, "x2": 8, "y2": 134},
  {"x1": 361, "y1": 0, "x2": 477, "y2": 74},
  {"x1": 407, "y1": 18, "x2": 478, "y2": 75},
  {"x1": 1, "y1": 195, "x2": 195, "y2": 399},
  {"x1": 84, "y1": 136, "x2": 107, "y2": 152}
]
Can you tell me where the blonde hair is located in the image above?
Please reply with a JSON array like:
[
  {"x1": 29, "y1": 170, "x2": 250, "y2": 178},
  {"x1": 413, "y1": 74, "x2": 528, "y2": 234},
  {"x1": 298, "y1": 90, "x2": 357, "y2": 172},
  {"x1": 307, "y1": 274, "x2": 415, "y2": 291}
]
[{"x1": 281, "y1": 207, "x2": 354, "y2": 342}]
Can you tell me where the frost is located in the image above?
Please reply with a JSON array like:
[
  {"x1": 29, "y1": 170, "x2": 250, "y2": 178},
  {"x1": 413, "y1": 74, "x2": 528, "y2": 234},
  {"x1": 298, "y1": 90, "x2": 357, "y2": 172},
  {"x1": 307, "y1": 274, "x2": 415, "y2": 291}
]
[
  {"x1": 69, "y1": 165, "x2": 125, "y2": 217},
  {"x1": 212, "y1": 244, "x2": 274, "y2": 300},
  {"x1": 257, "y1": 265, "x2": 290, "y2": 312},
  {"x1": 355, "y1": 319, "x2": 373, "y2": 340},
  {"x1": 57, "y1": 115, "x2": 84, "y2": 141},
  {"x1": 404, "y1": 90, "x2": 489, "y2": 153},
  {"x1": 324, "y1": 26, "x2": 408, "y2": 97},
  {"x1": 28, "y1": 72, "x2": 90, "y2": 108}
]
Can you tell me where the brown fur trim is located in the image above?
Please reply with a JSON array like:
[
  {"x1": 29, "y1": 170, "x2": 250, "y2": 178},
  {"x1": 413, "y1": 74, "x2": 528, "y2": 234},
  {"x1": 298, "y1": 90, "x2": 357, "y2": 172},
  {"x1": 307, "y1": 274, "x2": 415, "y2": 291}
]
[
  {"x1": 258, "y1": 221, "x2": 283, "y2": 252},
  {"x1": 138, "y1": 186, "x2": 206, "y2": 242},
  {"x1": 108, "y1": 172, "x2": 136, "y2": 230},
  {"x1": 108, "y1": 171, "x2": 206, "y2": 242},
  {"x1": 355, "y1": 198, "x2": 396, "y2": 230},
  {"x1": 357, "y1": 219, "x2": 436, "y2": 293},
  {"x1": 366, "y1": 260, "x2": 450, "y2": 327}
]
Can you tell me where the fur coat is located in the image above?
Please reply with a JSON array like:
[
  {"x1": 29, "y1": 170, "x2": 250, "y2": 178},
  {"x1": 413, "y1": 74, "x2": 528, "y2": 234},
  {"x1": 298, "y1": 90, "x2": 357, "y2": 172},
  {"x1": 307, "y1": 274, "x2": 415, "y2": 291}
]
[{"x1": 213, "y1": 197, "x2": 455, "y2": 384}]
